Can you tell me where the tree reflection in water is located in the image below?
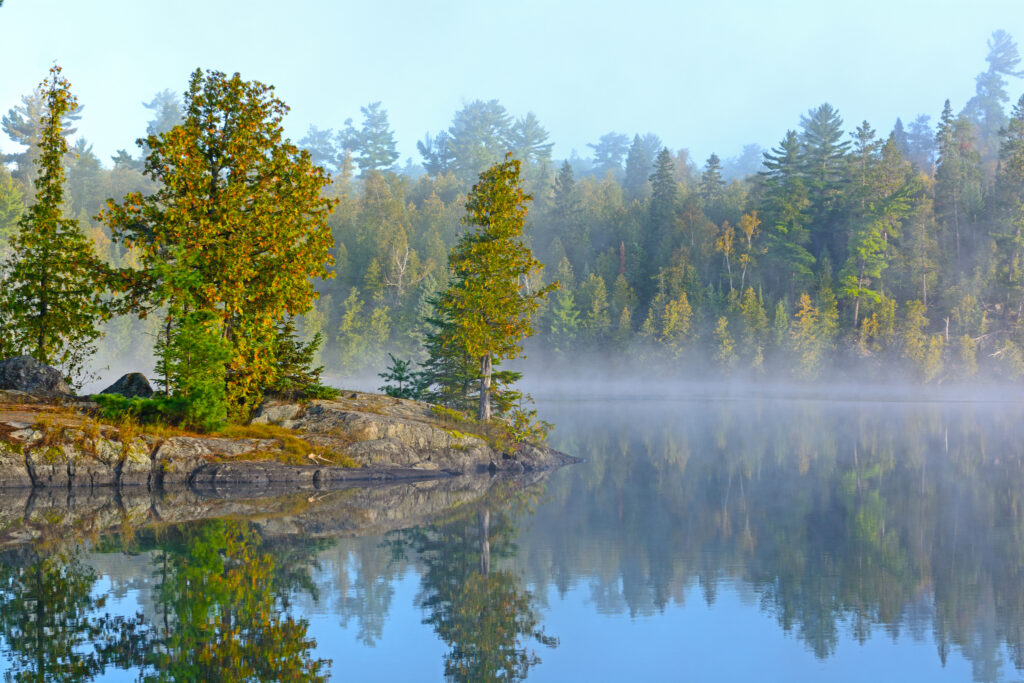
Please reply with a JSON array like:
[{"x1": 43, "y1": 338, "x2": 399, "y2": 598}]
[
  {"x1": 0, "y1": 519, "x2": 331, "y2": 682},
  {"x1": 388, "y1": 493, "x2": 557, "y2": 683}
]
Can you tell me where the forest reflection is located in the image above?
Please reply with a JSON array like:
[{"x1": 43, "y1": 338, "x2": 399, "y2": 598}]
[
  {"x1": 522, "y1": 398, "x2": 1024, "y2": 682},
  {"x1": 0, "y1": 521, "x2": 333, "y2": 682},
  {"x1": 2, "y1": 398, "x2": 1024, "y2": 682}
]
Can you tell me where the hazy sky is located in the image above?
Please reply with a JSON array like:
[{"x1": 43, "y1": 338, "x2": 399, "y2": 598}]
[{"x1": 1, "y1": 0, "x2": 1022, "y2": 168}]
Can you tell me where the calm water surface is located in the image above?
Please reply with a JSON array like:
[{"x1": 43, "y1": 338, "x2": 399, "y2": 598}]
[{"x1": 2, "y1": 397, "x2": 1024, "y2": 682}]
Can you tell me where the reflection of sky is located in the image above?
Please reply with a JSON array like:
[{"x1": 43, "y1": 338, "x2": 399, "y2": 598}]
[
  {"x1": 19, "y1": 561, "x2": 999, "y2": 681},
  {"x1": 533, "y1": 582, "x2": 988, "y2": 683}
]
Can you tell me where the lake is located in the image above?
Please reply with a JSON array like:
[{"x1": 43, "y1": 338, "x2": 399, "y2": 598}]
[{"x1": 1, "y1": 395, "x2": 1023, "y2": 682}]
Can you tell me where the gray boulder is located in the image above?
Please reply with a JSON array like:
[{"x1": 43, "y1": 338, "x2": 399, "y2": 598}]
[
  {"x1": 100, "y1": 372, "x2": 154, "y2": 398},
  {"x1": 0, "y1": 356, "x2": 72, "y2": 397}
]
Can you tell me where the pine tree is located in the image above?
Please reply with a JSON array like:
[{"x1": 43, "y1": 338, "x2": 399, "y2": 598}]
[
  {"x1": 760, "y1": 131, "x2": 814, "y2": 293},
  {"x1": 339, "y1": 101, "x2": 400, "y2": 174},
  {"x1": 508, "y1": 112, "x2": 553, "y2": 166},
  {"x1": 587, "y1": 132, "x2": 630, "y2": 178},
  {"x1": 0, "y1": 66, "x2": 110, "y2": 382},
  {"x1": 994, "y1": 94, "x2": 1024, "y2": 322},
  {"x1": 799, "y1": 103, "x2": 850, "y2": 260}
]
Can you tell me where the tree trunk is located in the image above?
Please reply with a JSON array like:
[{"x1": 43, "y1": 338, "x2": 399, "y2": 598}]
[
  {"x1": 478, "y1": 353, "x2": 492, "y2": 422},
  {"x1": 479, "y1": 508, "x2": 491, "y2": 576}
]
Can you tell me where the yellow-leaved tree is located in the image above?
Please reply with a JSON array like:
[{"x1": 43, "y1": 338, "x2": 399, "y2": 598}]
[{"x1": 102, "y1": 69, "x2": 335, "y2": 421}]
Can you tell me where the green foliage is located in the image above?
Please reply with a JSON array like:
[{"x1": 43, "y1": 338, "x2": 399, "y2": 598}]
[
  {"x1": 266, "y1": 317, "x2": 338, "y2": 400},
  {"x1": 378, "y1": 353, "x2": 423, "y2": 399},
  {"x1": 150, "y1": 307, "x2": 231, "y2": 431},
  {"x1": 92, "y1": 393, "x2": 191, "y2": 426},
  {"x1": 102, "y1": 69, "x2": 335, "y2": 420},
  {"x1": 0, "y1": 66, "x2": 111, "y2": 384},
  {"x1": 429, "y1": 155, "x2": 553, "y2": 420}
]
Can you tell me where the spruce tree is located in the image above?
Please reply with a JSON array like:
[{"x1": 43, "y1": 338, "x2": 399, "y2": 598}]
[
  {"x1": 431, "y1": 155, "x2": 553, "y2": 421},
  {"x1": 0, "y1": 66, "x2": 110, "y2": 381}
]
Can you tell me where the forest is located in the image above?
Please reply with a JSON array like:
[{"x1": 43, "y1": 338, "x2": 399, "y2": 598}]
[{"x1": 2, "y1": 30, "x2": 1024, "y2": 390}]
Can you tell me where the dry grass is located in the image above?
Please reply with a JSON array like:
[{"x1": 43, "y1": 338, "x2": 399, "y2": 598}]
[{"x1": 217, "y1": 423, "x2": 360, "y2": 468}]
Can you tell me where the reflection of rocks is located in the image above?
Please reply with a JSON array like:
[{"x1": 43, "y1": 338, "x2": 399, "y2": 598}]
[{"x1": 0, "y1": 471, "x2": 550, "y2": 548}]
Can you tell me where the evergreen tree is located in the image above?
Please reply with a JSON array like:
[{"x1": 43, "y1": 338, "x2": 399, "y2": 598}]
[
  {"x1": 549, "y1": 289, "x2": 580, "y2": 354},
  {"x1": 339, "y1": 101, "x2": 400, "y2": 174},
  {"x1": 430, "y1": 155, "x2": 553, "y2": 421},
  {"x1": 0, "y1": 66, "x2": 110, "y2": 381},
  {"x1": 934, "y1": 100, "x2": 983, "y2": 267},
  {"x1": 905, "y1": 114, "x2": 936, "y2": 170},
  {"x1": 623, "y1": 134, "x2": 658, "y2": 200},
  {"x1": 1, "y1": 87, "x2": 82, "y2": 184},
  {"x1": 759, "y1": 131, "x2": 814, "y2": 293},
  {"x1": 508, "y1": 112, "x2": 553, "y2": 166},
  {"x1": 298, "y1": 125, "x2": 342, "y2": 176},
  {"x1": 579, "y1": 273, "x2": 611, "y2": 348},
  {"x1": 962, "y1": 30, "x2": 1024, "y2": 171},
  {"x1": 994, "y1": 94, "x2": 1024, "y2": 321},
  {"x1": 0, "y1": 165, "x2": 23, "y2": 252},
  {"x1": 444, "y1": 100, "x2": 514, "y2": 184},
  {"x1": 588, "y1": 132, "x2": 630, "y2": 178},
  {"x1": 645, "y1": 148, "x2": 678, "y2": 286},
  {"x1": 417, "y1": 131, "x2": 456, "y2": 177},
  {"x1": 700, "y1": 153, "x2": 725, "y2": 204},
  {"x1": 799, "y1": 103, "x2": 850, "y2": 260}
]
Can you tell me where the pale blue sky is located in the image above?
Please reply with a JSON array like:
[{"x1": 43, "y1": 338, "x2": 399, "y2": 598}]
[{"x1": 0, "y1": 0, "x2": 1021, "y2": 168}]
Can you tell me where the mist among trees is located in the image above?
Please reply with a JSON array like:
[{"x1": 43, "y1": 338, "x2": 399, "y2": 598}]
[{"x1": 2, "y1": 30, "x2": 1024, "y2": 387}]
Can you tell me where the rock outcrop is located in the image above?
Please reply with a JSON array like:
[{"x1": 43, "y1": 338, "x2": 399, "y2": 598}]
[
  {"x1": 253, "y1": 391, "x2": 577, "y2": 474},
  {"x1": 0, "y1": 356, "x2": 72, "y2": 397},
  {"x1": 100, "y1": 372, "x2": 154, "y2": 398},
  {"x1": 0, "y1": 389, "x2": 577, "y2": 491}
]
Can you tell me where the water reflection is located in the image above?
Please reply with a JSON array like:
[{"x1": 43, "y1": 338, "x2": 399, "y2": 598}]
[
  {"x1": 0, "y1": 521, "x2": 332, "y2": 682},
  {"x1": 2, "y1": 399, "x2": 1024, "y2": 681},
  {"x1": 524, "y1": 398, "x2": 1024, "y2": 682},
  {"x1": 386, "y1": 493, "x2": 558, "y2": 682}
]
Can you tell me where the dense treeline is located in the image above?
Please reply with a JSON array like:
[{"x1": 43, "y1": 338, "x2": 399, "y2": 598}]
[{"x1": 3, "y1": 30, "x2": 1024, "y2": 383}]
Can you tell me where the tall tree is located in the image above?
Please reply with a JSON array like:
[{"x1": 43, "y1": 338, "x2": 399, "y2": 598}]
[
  {"x1": 339, "y1": 101, "x2": 400, "y2": 174},
  {"x1": 962, "y1": 30, "x2": 1024, "y2": 172},
  {"x1": 102, "y1": 69, "x2": 335, "y2": 417},
  {"x1": 759, "y1": 130, "x2": 814, "y2": 293},
  {"x1": 298, "y1": 124, "x2": 342, "y2": 176},
  {"x1": 1, "y1": 87, "x2": 82, "y2": 185},
  {"x1": 700, "y1": 153, "x2": 726, "y2": 204},
  {"x1": 508, "y1": 112, "x2": 553, "y2": 166},
  {"x1": 934, "y1": 100, "x2": 983, "y2": 268},
  {"x1": 587, "y1": 132, "x2": 630, "y2": 178},
  {"x1": 623, "y1": 133, "x2": 661, "y2": 200},
  {"x1": 993, "y1": 94, "x2": 1024, "y2": 322},
  {"x1": 432, "y1": 155, "x2": 553, "y2": 421},
  {"x1": 799, "y1": 103, "x2": 850, "y2": 261},
  {"x1": 0, "y1": 66, "x2": 110, "y2": 380},
  {"x1": 0, "y1": 165, "x2": 24, "y2": 253},
  {"x1": 444, "y1": 100, "x2": 514, "y2": 183}
]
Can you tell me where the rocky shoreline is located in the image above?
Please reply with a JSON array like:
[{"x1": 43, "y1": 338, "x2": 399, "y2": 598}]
[{"x1": 0, "y1": 387, "x2": 578, "y2": 492}]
